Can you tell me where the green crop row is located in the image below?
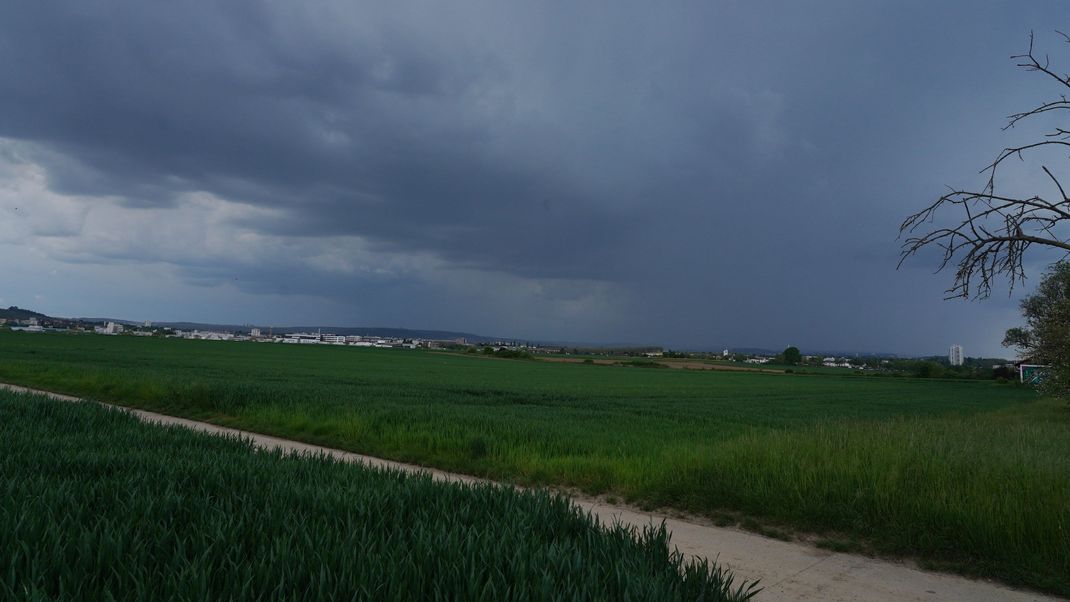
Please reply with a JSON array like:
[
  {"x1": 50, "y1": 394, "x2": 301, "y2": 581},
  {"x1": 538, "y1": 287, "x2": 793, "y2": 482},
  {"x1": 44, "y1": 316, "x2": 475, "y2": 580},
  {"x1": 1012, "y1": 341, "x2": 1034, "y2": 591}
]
[{"x1": 0, "y1": 390, "x2": 757, "y2": 601}]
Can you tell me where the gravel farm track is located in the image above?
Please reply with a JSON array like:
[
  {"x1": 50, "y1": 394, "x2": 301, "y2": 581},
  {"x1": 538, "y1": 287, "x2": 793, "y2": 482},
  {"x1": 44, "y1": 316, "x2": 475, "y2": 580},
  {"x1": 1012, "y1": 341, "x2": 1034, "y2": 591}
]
[{"x1": 3, "y1": 382, "x2": 1059, "y2": 602}]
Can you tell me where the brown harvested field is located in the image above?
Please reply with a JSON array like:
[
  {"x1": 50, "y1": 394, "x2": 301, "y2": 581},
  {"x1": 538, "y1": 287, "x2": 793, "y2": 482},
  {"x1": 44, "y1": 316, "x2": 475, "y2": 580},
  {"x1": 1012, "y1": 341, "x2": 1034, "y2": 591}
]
[
  {"x1": 538, "y1": 357, "x2": 784, "y2": 373},
  {"x1": 539, "y1": 357, "x2": 617, "y2": 366},
  {"x1": 659, "y1": 360, "x2": 784, "y2": 373}
]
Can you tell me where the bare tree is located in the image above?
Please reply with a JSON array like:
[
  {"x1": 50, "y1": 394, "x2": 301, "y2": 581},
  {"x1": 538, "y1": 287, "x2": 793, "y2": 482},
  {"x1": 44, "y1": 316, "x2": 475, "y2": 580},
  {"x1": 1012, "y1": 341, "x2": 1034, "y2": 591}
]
[{"x1": 899, "y1": 31, "x2": 1070, "y2": 299}]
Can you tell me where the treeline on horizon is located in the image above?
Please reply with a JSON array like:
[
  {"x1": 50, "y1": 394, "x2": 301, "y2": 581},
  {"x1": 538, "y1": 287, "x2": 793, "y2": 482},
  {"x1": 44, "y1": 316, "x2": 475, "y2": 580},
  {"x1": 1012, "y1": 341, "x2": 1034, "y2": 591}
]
[{"x1": 666, "y1": 351, "x2": 1017, "y2": 381}]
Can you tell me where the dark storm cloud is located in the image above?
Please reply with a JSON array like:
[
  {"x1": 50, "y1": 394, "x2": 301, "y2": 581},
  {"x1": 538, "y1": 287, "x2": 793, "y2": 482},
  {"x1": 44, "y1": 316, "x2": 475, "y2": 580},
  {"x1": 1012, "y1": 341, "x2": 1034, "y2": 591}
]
[
  {"x1": 0, "y1": 2, "x2": 664, "y2": 280},
  {"x1": 1, "y1": 1, "x2": 1067, "y2": 353},
  {"x1": 0, "y1": 2, "x2": 821, "y2": 277}
]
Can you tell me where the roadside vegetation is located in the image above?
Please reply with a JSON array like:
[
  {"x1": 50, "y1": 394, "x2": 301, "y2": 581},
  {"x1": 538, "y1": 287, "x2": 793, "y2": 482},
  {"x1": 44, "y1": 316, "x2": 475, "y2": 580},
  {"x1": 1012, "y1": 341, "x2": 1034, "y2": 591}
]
[
  {"x1": 0, "y1": 389, "x2": 756, "y2": 601},
  {"x1": 1003, "y1": 260, "x2": 1070, "y2": 400},
  {"x1": 1, "y1": 332, "x2": 1067, "y2": 595}
]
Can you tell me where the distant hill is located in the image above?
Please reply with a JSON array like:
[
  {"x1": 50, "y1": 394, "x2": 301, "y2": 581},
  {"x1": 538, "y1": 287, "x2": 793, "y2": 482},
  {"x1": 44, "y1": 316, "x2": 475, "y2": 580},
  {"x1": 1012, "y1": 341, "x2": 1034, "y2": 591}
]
[{"x1": 0, "y1": 306, "x2": 49, "y2": 321}]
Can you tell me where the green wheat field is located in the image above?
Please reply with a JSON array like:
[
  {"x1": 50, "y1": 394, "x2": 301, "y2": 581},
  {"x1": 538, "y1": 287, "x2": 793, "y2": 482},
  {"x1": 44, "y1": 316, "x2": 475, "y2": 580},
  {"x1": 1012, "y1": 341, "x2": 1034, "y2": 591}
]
[
  {"x1": 1, "y1": 331, "x2": 1067, "y2": 595},
  {"x1": 0, "y1": 390, "x2": 757, "y2": 600}
]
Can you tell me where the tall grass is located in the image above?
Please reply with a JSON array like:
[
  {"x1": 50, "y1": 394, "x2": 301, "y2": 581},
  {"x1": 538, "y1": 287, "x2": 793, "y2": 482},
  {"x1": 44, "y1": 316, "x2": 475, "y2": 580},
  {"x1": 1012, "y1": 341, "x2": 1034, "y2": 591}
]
[
  {"x1": 0, "y1": 390, "x2": 757, "y2": 601},
  {"x1": 631, "y1": 405, "x2": 1070, "y2": 593}
]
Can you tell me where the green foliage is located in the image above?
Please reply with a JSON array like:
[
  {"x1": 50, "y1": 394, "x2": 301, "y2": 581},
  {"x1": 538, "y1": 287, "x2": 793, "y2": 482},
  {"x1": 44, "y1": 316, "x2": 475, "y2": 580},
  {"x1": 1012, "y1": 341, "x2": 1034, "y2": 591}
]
[
  {"x1": 781, "y1": 346, "x2": 802, "y2": 365},
  {"x1": 1004, "y1": 260, "x2": 1070, "y2": 399},
  {"x1": 912, "y1": 361, "x2": 946, "y2": 379},
  {"x1": 0, "y1": 332, "x2": 1066, "y2": 594},
  {"x1": 0, "y1": 391, "x2": 756, "y2": 601},
  {"x1": 872, "y1": 357, "x2": 1006, "y2": 380}
]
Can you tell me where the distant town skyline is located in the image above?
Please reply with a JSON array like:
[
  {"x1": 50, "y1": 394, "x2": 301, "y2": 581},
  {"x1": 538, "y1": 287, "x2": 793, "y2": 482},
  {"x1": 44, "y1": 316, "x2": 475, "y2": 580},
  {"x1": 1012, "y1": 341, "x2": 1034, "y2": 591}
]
[
  {"x1": 1, "y1": 303, "x2": 1011, "y2": 359},
  {"x1": 1, "y1": 2, "x2": 1065, "y2": 356}
]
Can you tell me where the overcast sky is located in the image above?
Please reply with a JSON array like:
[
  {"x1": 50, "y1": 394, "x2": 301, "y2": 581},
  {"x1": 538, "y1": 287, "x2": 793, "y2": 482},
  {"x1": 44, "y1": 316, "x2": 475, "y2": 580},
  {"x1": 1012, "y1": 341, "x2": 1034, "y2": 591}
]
[{"x1": 1, "y1": 2, "x2": 1067, "y2": 355}]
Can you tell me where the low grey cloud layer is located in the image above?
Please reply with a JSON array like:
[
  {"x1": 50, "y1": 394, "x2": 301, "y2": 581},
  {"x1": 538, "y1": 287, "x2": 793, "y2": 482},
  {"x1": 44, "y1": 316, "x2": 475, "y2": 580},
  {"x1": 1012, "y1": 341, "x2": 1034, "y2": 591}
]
[{"x1": 1, "y1": 1, "x2": 1065, "y2": 355}]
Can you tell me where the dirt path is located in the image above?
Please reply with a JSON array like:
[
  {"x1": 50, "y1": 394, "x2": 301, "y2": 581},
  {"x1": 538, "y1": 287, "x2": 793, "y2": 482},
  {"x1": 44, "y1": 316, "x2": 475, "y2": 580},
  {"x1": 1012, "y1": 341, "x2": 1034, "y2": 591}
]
[{"x1": 3, "y1": 383, "x2": 1058, "y2": 602}]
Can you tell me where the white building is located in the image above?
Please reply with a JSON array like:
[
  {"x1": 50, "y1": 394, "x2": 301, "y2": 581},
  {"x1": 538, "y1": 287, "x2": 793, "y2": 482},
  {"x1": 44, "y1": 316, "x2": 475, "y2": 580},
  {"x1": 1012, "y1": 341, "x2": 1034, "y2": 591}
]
[
  {"x1": 949, "y1": 344, "x2": 964, "y2": 366},
  {"x1": 94, "y1": 321, "x2": 124, "y2": 335},
  {"x1": 250, "y1": 328, "x2": 261, "y2": 338},
  {"x1": 284, "y1": 333, "x2": 320, "y2": 344}
]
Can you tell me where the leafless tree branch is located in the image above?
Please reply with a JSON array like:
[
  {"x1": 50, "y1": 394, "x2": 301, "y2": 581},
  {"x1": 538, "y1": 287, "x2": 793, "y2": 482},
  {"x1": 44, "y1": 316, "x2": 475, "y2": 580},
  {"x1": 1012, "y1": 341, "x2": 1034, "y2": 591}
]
[{"x1": 899, "y1": 31, "x2": 1070, "y2": 299}]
